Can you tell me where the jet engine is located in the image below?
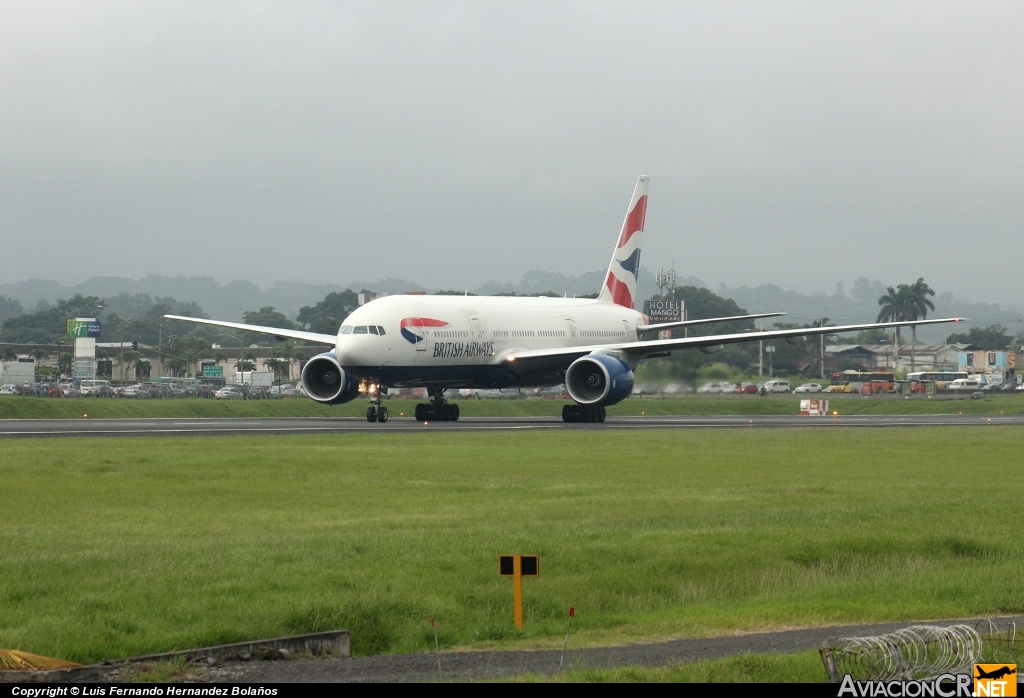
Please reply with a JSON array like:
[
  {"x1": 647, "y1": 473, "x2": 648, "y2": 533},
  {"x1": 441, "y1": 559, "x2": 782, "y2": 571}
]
[
  {"x1": 300, "y1": 352, "x2": 360, "y2": 405},
  {"x1": 564, "y1": 354, "x2": 634, "y2": 406}
]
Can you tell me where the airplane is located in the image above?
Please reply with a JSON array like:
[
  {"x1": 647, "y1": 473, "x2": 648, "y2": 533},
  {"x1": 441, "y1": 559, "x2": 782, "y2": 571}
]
[
  {"x1": 975, "y1": 666, "x2": 1016, "y2": 681},
  {"x1": 166, "y1": 175, "x2": 963, "y2": 424}
]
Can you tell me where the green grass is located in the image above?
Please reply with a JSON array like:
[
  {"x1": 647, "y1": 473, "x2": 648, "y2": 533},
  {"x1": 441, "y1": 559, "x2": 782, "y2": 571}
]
[
  {"x1": 1, "y1": 393, "x2": 1022, "y2": 420},
  {"x1": 0, "y1": 428, "x2": 1021, "y2": 664}
]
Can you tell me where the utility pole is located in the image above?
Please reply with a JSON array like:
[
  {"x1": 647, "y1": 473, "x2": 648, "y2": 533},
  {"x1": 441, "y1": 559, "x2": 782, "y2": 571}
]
[
  {"x1": 758, "y1": 319, "x2": 763, "y2": 377},
  {"x1": 820, "y1": 317, "x2": 826, "y2": 380}
]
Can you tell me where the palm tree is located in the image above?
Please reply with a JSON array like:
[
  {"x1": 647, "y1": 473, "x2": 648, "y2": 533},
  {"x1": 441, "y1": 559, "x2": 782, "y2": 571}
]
[
  {"x1": 904, "y1": 278, "x2": 936, "y2": 372},
  {"x1": 877, "y1": 286, "x2": 912, "y2": 372}
]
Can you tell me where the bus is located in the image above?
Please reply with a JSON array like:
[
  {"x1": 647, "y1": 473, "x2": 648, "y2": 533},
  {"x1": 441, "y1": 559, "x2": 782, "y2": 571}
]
[
  {"x1": 827, "y1": 371, "x2": 896, "y2": 394},
  {"x1": 905, "y1": 371, "x2": 969, "y2": 393}
]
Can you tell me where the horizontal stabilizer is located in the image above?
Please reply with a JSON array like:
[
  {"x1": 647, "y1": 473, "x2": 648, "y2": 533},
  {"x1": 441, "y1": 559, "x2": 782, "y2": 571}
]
[{"x1": 637, "y1": 312, "x2": 786, "y2": 333}]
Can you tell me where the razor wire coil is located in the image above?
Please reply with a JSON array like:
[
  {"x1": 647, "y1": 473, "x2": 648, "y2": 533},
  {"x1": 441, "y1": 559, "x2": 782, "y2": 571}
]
[{"x1": 825, "y1": 624, "x2": 982, "y2": 681}]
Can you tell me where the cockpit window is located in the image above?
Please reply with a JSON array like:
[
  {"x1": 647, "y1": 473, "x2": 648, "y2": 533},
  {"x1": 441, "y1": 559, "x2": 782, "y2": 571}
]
[
  {"x1": 377, "y1": 326, "x2": 386, "y2": 335},
  {"x1": 368, "y1": 325, "x2": 379, "y2": 335},
  {"x1": 353, "y1": 326, "x2": 368, "y2": 334},
  {"x1": 341, "y1": 325, "x2": 353, "y2": 334}
]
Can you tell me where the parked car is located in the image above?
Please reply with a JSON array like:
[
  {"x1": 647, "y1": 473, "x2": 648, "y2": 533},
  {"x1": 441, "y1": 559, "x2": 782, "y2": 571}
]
[
  {"x1": 120, "y1": 384, "x2": 150, "y2": 399},
  {"x1": 736, "y1": 382, "x2": 758, "y2": 394},
  {"x1": 80, "y1": 379, "x2": 112, "y2": 397},
  {"x1": 214, "y1": 386, "x2": 244, "y2": 400},
  {"x1": 247, "y1": 387, "x2": 275, "y2": 400},
  {"x1": 761, "y1": 380, "x2": 791, "y2": 393},
  {"x1": 793, "y1": 383, "x2": 823, "y2": 394},
  {"x1": 697, "y1": 381, "x2": 734, "y2": 394}
]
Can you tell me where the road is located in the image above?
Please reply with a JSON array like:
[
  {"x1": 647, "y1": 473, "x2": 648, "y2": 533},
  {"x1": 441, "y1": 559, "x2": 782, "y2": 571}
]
[
  {"x1": 106, "y1": 615, "x2": 1024, "y2": 683},
  {"x1": 1, "y1": 414, "x2": 1023, "y2": 437}
]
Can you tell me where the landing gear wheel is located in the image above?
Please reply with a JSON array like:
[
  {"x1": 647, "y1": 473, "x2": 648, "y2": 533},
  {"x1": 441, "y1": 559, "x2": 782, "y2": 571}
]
[
  {"x1": 366, "y1": 406, "x2": 378, "y2": 423},
  {"x1": 561, "y1": 404, "x2": 605, "y2": 423},
  {"x1": 416, "y1": 388, "x2": 459, "y2": 421},
  {"x1": 377, "y1": 406, "x2": 388, "y2": 423}
]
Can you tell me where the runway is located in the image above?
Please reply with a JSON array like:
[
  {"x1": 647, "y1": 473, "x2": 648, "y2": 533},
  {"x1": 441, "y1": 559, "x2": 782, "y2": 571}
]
[{"x1": 1, "y1": 413, "x2": 1023, "y2": 437}]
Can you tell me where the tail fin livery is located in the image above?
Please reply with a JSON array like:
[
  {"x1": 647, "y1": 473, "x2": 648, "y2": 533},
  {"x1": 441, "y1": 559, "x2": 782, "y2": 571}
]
[{"x1": 597, "y1": 175, "x2": 649, "y2": 309}]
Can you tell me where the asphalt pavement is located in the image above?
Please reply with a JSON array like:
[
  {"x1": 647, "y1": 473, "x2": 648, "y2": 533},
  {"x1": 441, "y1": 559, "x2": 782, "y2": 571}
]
[{"x1": 1, "y1": 413, "x2": 1023, "y2": 437}]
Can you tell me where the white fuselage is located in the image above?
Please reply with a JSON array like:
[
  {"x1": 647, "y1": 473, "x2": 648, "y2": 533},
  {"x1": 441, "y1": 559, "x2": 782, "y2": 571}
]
[{"x1": 333, "y1": 295, "x2": 644, "y2": 389}]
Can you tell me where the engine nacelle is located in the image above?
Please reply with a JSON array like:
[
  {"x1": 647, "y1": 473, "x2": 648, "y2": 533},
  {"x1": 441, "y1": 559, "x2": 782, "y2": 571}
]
[
  {"x1": 300, "y1": 352, "x2": 360, "y2": 405},
  {"x1": 565, "y1": 354, "x2": 634, "y2": 406}
]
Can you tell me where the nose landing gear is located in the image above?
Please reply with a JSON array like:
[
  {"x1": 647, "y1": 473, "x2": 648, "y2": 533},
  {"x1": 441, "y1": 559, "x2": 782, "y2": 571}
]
[
  {"x1": 364, "y1": 382, "x2": 388, "y2": 423},
  {"x1": 414, "y1": 388, "x2": 460, "y2": 422},
  {"x1": 366, "y1": 404, "x2": 388, "y2": 423}
]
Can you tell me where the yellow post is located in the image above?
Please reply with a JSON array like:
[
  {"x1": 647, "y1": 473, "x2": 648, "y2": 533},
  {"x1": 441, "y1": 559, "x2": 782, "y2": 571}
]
[{"x1": 513, "y1": 554, "x2": 524, "y2": 631}]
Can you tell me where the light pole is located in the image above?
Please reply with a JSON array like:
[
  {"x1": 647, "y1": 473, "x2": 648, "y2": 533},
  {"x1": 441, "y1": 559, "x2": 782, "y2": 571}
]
[
  {"x1": 221, "y1": 333, "x2": 243, "y2": 384},
  {"x1": 119, "y1": 302, "x2": 145, "y2": 383},
  {"x1": 165, "y1": 335, "x2": 178, "y2": 377},
  {"x1": 56, "y1": 340, "x2": 65, "y2": 380}
]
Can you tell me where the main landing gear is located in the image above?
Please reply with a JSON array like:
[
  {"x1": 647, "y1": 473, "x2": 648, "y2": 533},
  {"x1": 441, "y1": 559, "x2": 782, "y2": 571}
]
[
  {"x1": 366, "y1": 404, "x2": 388, "y2": 423},
  {"x1": 562, "y1": 404, "x2": 606, "y2": 423},
  {"x1": 414, "y1": 388, "x2": 460, "y2": 422},
  {"x1": 365, "y1": 382, "x2": 388, "y2": 423}
]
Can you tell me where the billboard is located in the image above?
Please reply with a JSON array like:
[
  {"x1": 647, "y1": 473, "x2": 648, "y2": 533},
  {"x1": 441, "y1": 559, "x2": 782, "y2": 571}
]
[
  {"x1": 643, "y1": 300, "x2": 683, "y2": 323},
  {"x1": 67, "y1": 319, "x2": 101, "y2": 338}
]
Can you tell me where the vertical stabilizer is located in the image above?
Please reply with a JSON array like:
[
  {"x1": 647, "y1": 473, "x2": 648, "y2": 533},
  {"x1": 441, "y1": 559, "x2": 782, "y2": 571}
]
[{"x1": 597, "y1": 175, "x2": 649, "y2": 308}]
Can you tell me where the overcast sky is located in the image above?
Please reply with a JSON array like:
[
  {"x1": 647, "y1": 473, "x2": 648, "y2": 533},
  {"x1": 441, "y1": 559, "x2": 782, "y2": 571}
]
[{"x1": 2, "y1": 2, "x2": 1022, "y2": 303}]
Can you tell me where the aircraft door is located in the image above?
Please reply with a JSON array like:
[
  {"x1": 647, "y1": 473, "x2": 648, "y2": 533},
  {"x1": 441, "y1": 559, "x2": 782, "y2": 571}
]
[
  {"x1": 469, "y1": 317, "x2": 488, "y2": 359},
  {"x1": 565, "y1": 319, "x2": 577, "y2": 347},
  {"x1": 412, "y1": 317, "x2": 427, "y2": 352}
]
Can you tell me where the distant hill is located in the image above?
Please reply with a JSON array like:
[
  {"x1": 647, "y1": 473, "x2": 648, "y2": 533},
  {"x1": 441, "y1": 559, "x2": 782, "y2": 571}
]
[
  {"x1": 0, "y1": 276, "x2": 423, "y2": 324},
  {"x1": 2, "y1": 272, "x2": 1019, "y2": 345}
]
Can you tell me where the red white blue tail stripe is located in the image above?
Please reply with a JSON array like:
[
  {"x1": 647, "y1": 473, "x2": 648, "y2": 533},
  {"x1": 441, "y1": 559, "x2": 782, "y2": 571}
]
[{"x1": 597, "y1": 175, "x2": 649, "y2": 309}]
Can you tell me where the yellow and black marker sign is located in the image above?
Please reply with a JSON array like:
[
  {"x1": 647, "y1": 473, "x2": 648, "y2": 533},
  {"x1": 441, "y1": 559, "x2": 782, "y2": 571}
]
[
  {"x1": 499, "y1": 555, "x2": 539, "y2": 630},
  {"x1": 975, "y1": 664, "x2": 1017, "y2": 697}
]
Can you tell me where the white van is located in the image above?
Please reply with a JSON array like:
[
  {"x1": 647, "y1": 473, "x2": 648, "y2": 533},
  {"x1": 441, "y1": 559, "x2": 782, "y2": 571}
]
[
  {"x1": 79, "y1": 379, "x2": 111, "y2": 396},
  {"x1": 947, "y1": 378, "x2": 981, "y2": 392},
  {"x1": 762, "y1": 380, "x2": 791, "y2": 393}
]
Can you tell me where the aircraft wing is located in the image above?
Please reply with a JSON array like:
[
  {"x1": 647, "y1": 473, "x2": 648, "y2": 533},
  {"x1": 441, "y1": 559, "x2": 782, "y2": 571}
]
[
  {"x1": 504, "y1": 316, "x2": 965, "y2": 372},
  {"x1": 163, "y1": 314, "x2": 337, "y2": 346},
  {"x1": 637, "y1": 312, "x2": 786, "y2": 333}
]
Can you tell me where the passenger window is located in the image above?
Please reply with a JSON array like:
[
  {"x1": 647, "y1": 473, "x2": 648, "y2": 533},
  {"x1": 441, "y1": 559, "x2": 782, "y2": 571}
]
[
  {"x1": 353, "y1": 326, "x2": 368, "y2": 334},
  {"x1": 368, "y1": 325, "x2": 379, "y2": 335},
  {"x1": 341, "y1": 326, "x2": 353, "y2": 334},
  {"x1": 377, "y1": 326, "x2": 385, "y2": 335}
]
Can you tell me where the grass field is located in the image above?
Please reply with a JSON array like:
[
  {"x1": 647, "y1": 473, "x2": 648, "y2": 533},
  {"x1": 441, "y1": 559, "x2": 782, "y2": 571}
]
[
  {"x1": 0, "y1": 428, "x2": 1021, "y2": 666},
  {"x1": 1, "y1": 393, "x2": 1022, "y2": 420},
  {"x1": 516, "y1": 650, "x2": 829, "y2": 682}
]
